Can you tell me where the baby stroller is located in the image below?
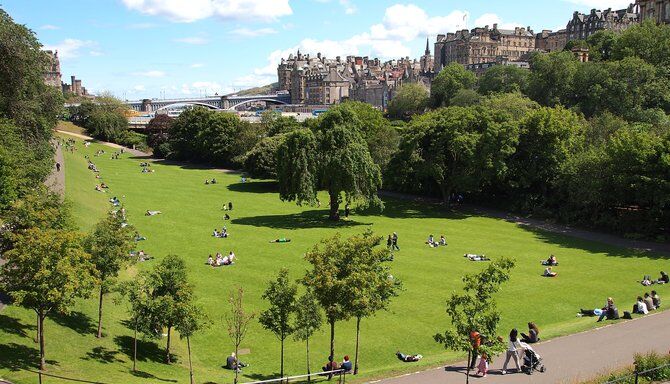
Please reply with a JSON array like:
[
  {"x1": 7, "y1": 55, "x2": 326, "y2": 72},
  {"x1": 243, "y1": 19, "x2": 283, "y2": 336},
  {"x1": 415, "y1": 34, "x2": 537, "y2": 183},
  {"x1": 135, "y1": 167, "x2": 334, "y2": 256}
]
[{"x1": 521, "y1": 346, "x2": 546, "y2": 375}]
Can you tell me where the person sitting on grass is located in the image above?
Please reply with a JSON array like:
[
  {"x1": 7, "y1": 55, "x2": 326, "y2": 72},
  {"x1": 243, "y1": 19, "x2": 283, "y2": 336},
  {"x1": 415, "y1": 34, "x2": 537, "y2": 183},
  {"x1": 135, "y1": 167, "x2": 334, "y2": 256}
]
[
  {"x1": 396, "y1": 351, "x2": 423, "y2": 362},
  {"x1": 213, "y1": 229, "x2": 219, "y2": 237},
  {"x1": 215, "y1": 253, "x2": 223, "y2": 266},
  {"x1": 521, "y1": 322, "x2": 540, "y2": 343},
  {"x1": 225, "y1": 352, "x2": 247, "y2": 371},
  {"x1": 634, "y1": 296, "x2": 649, "y2": 315},
  {"x1": 642, "y1": 275, "x2": 654, "y2": 286},
  {"x1": 224, "y1": 213, "x2": 230, "y2": 220},
  {"x1": 270, "y1": 238, "x2": 291, "y2": 243},
  {"x1": 652, "y1": 290, "x2": 661, "y2": 308},
  {"x1": 207, "y1": 255, "x2": 214, "y2": 266},
  {"x1": 580, "y1": 297, "x2": 618, "y2": 321},
  {"x1": 95, "y1": 185, "x2": 103, "y2": 192},
  {"x1": 439, "y1": 235, "x2": 447, "y2": 246},
  {"x1": 205, "y1": 179, "x2": 210, "y2": 185},
  {"x1": 644, "y1": 293, "x2": 655, "y2": 311},
  {"x1": 542, "y1": 255, "x2": 558, "y2": 266},
  {"x1": 211, "y1": 178, "x2": 217, "y2": 184},
  {"x1": 426, "y1": 234, "x2": 436, "y2": 247},
  {"x1": 340, "y1": 356, "x2": 352, "y2": 373},
  {"x1": 659, "y1": 271, "x2": 669, "y2": 284},
  {"x1": 134, "y1": 232, "x2": 147, "y2": 241},
  {"x1": 145, "y1": 210, "x2": 161, "y2": 216},
  {"x1": 544, "y1": 267, "x2": 557, "y2": 277},
  {"x1": 100, "y1": 183, "x2": 109, "y2": 189}
]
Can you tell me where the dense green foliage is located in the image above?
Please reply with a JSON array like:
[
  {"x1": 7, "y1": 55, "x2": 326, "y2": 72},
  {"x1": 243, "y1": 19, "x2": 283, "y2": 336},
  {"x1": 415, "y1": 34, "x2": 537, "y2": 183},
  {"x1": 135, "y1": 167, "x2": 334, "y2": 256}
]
[
  {"x1": 387, "y1": 83, "x2": 429, "y2": 120},
  {"x1": 0, "y1": 9, "x2": 61, "y2": 209},
  {"x1": 430, "y1": 63, "x2": 477, "y2": 108}
]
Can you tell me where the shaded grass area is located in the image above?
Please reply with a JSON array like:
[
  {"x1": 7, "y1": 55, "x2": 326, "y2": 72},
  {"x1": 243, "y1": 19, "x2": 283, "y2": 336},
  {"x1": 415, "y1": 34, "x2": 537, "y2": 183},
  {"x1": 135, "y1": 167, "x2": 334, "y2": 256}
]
[{"x1": 1, "y1": 133, "x2": 669, "y2": 384}]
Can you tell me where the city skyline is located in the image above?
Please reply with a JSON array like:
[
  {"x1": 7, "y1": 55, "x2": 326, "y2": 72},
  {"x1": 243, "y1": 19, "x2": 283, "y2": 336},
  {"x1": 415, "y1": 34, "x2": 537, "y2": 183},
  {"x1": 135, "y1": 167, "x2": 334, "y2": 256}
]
[{"x1": 5, "y1": 0, "x2": 634, "y2": 99}]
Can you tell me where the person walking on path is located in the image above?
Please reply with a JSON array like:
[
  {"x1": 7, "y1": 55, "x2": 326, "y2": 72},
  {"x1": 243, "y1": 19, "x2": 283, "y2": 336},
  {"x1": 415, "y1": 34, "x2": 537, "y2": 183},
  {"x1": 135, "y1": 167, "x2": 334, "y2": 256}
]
[
  {"x1": 501, "y1": 328, "x2": 522, "y2": 374},
  {"x1": 468, "y1": 330, "x2": 481, "y2": 370},
  {"x1": 392, "y1": 232, "x2": 400, "y2": 251}
]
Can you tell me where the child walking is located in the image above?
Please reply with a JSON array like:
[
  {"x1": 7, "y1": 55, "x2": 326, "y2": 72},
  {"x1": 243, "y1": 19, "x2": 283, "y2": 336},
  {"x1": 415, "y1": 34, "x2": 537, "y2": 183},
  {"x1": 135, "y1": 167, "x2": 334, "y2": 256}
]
[{"x1": 476, "y1": 353, "x2": 489, "y2": 377}]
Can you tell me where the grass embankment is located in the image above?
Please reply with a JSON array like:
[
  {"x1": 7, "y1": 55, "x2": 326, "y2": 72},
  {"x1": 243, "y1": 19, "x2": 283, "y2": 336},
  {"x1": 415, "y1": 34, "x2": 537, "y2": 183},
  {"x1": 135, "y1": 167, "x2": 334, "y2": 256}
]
[{"x1": 0, "y1": 133, "x2": 668, "y2": 384}]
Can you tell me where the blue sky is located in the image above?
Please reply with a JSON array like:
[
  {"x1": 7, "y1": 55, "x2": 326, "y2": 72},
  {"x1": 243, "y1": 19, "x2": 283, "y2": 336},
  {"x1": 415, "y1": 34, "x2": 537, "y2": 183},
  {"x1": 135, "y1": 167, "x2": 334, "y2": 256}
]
[{"x1": 3, "y1": 0, "x2": 633, "y2": 99}]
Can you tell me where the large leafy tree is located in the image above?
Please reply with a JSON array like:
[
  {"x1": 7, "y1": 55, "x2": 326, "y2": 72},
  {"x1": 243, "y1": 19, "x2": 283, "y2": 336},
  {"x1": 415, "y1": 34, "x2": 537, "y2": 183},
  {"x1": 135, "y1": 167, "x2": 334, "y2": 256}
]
[
  {"x1": 527, "y1": 51, "x2": 579, "y2": 107},
  {"x1": 430, "y1": 63, "x2": 477, "y2": 108},
  {"x1": 85, "y1": 211, "x2": 136, "y2": 338},
  {"x1": 612, "y1": 20, "x2": 670, "y2": 67},
  {"x1": 243, "y1": 135, "x2": 286, "y2": 179},
  {"x1": 277, "y1": 106, "x2": 382, "y2": 220},
  {"x1": 387, "y1": 83, "x2": 429, "y2": 120},
  {"x1": 293, "y1": 291, "x2": 322, "y2": 382},
  {"x1": 404, "y1": 106, "x2": 518, "y2": 204},
  {"x1": 0, "y1": 228, "x2": 97, "y2": 371},
  {"x1": 478, "y1": 65, "x2": 529, "y2": 95},
  {"x1": 259, "y1": 268, "x2": 298, "y2": 378},
  {"x1": 434, "y1": 258, "x2": 515, "y2": 384},
  {"x1": 146, "y1": 114, "x2": 174, "y2": 158},
  {"x1": 343, "y1": 101, "x2": 400, "y2": 173}
]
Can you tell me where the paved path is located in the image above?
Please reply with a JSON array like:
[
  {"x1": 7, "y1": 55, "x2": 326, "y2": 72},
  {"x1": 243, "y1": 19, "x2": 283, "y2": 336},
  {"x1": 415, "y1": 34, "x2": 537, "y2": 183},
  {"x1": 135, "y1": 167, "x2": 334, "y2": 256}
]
[
  {"x1": 44, "y1": 139, "x2": 65, "y2": 197},
  {"x1": 375, "y1": 309, "x2": 670, "y2": 384},
  {"x1": 379, "y1": 191, "x2": 670, "y2": 256},
  {"x1": 56, "y1": 130, "x2": 149, "y2": 157}
]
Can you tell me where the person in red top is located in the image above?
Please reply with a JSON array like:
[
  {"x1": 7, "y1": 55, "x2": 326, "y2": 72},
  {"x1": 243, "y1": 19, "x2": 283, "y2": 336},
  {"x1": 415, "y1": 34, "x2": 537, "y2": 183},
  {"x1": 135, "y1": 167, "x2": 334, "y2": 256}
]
[{"x1": 469, "y1": 330, "x2": 481, "y2": 370}]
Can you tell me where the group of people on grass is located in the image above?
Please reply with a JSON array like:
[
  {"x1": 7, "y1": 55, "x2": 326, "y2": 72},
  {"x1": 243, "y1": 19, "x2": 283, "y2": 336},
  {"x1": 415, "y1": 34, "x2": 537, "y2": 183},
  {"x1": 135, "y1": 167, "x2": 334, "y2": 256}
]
[
  {"x1": 321, "y1": 355, "x2": 353, "y2": 377},
  {"x1": 207, "y1": 251, "x2": 236, "y2": 267},
  {"x1": 633, "y1": 291, "x2": 661, "y2": 315},
  {"x1": 386, "y1": 232, "x2": 400, "y2": 251},
  {"x1": 542, "y1": 255, "x2": 559, "y2": 277},
  {"x1": 213, "y1": 227, "x2": 229, "y2": 238},
  {"x1": 205, "y1": 178, "x2": 217, "y2": 184},
  {"x1": 426, "y1": 234, "x2": 447, "y2": 248},
  {"x1": 641, "y1": 271, "x2": 669, "y2": 286}
]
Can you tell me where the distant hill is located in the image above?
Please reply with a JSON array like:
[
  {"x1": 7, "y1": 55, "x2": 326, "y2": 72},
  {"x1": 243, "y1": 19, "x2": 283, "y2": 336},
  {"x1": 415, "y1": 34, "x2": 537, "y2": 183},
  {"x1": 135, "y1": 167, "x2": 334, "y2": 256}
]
[{"x1": 234, "y1": 82, "x2": 279, "y2": 96}]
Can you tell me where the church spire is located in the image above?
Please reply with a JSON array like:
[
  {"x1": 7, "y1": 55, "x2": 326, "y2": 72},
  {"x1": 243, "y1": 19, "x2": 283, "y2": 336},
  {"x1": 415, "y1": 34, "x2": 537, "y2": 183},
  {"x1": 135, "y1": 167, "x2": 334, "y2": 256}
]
[{"x1": 424, "y1": 36, "x2": 431, "y2": 56}]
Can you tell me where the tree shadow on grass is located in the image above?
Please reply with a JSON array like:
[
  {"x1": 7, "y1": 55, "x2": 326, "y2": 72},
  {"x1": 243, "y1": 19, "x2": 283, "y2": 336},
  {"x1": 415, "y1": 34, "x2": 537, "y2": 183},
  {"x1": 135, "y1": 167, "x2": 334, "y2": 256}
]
[
  {"x1": 49, "y1": 311, "x2": 96, "y2": 336},
  {"x1": 241, "y1": 372, "x2": 282, "y2": 382},
  {"x1": 130, "y1": 369, "x2": 178, "y2": 382},
  {"x1": 519, "y1": 225, "x2": 670, "y2": 260},
  {"x1": 0, "y1": 343, "x2": 56, "y2": 371},
  {"x1": 227, "y1": 181, "x2": 278, "y2": 194},
  {"x1": 82, "y1": 346, "x2": 124, "y2": 364},
  {"x1": 0, "y1": 314, "x2": 36, "y2": 338},
  {"x1": 232, "y1": 210, "x2": 371, "y2": 230},
  {"x1": 356, "y1": 197, "x2": 471, "y2": 220},
  {"x1": 114, "y1": 335, "x2": 175, "y2": 364}
]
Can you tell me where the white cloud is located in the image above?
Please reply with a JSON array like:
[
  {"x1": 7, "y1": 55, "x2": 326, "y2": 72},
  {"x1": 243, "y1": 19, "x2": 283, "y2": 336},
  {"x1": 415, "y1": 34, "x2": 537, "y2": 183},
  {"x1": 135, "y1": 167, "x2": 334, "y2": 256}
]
[
  {"x1": 339, "y1": 0, "x2": 356, "y2": 14},
  {"x1": 121, "y1": 0, "x2": 292, "y2": 23},
  {"x1": 43, "y1": 39, "x2": 99, "y2": 59},
  {"x1": 230, "y1": 27, "x2": 278, "y2": 37},
  {"x1": 40, "y1": 24, "x2": 60, "y2": 30},
  {"x1": 563, "y1": 0, "x2": 632, "y2": 9},
  {"x1": 174, "y1": 37, "x2": 209, "y2": 45},
  {"x1": 133, "y1": 70, "x2": 166, "y2": 77},
  {"x1": 89, "y1": 50, "x2": 104, "y2": 56},
  {"x1": 190, "y1": 63, "x2": 205, "y2": 68}
]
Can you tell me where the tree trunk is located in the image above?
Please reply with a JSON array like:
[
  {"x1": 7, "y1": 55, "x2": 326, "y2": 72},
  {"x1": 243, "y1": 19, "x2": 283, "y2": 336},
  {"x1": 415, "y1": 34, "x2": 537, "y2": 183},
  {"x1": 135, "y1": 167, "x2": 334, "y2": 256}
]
[
  {"x1": 328, "y1": 190, "x2": 340, "y2": 221},
  {"x1": 306, "y1": 337, "x2": 311, "y2": 383},
  {"x1": 234, "y1": 345, "x2": 240, "y2": 384},
  {"x1": 187, "y1": 336, "x2": 194, "y2": 384},
  {"x1": 38, "y1": 310, "x2": 46, "y2": 371},
  {"x1": 133, "y1": 321, "x2": 138, "y2": 372},
  {"x1": 354, "y1": 317, "x2": 360, "y2": 375},
  {"x1": 280, "y1": 334, "x2": 285, "y2": 379},
  {"x1": 166, "y1": 326, "x2": 172, "y2": 364},
  {"x1": 97, "y1": 285, "x2": 104, "y2": 338},
  {"x1": 329, "y1": 319, "x2": 335, "y2": 361},
  {"x1": 35, "y1": 311, "x2": 40, "y2": 343}
]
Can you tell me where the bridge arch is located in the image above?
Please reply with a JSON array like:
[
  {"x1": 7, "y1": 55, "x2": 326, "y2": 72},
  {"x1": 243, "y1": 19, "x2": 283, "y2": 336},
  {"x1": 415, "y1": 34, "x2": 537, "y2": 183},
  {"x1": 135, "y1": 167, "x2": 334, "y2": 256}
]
[
  {"x1": 154, "y1": 102, "x2": 221, "y2": 112},
  {"x1": 226, "y1": 98, "x2": 288, "y2": 110}
]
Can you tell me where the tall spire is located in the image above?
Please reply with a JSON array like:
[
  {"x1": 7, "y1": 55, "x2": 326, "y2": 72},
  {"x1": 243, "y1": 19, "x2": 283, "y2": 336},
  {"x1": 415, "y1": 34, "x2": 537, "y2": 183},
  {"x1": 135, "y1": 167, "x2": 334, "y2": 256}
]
[{"x1": 424, "y1": 36, "x2": 431, "y2": 55}]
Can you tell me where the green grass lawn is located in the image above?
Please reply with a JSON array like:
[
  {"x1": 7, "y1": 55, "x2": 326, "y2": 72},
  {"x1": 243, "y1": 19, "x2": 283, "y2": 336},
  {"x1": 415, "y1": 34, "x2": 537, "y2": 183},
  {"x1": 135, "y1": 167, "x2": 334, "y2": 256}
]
[{"x1": 1, "y1": 134, "x2": 669, "y2": 384}]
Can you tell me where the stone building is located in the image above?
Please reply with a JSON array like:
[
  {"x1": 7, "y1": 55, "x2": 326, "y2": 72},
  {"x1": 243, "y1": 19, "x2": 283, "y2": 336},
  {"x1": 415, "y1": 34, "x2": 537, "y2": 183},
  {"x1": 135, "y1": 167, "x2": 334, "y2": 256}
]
[
  {"x1": 43, "y1": 50, "x2": 62, "y2": 90},
  {"x1": 637, "y1": 0, "x2": 670, "y2": 23},
  {"x1": 278, "y1": 51, "x2": 431, "y2": 108},
  {"x1": 566, "y1": 5, "x2": 638, "y2": 41},
  {"x1": 62, "y1": 75, "x2": 89, "y2": 97},
  {"x1": 535, "y1": 29, "x2": 568, "y2": 52},
  {"x1": 434, "y1": 24, "x2": 536, "y2": 70}
]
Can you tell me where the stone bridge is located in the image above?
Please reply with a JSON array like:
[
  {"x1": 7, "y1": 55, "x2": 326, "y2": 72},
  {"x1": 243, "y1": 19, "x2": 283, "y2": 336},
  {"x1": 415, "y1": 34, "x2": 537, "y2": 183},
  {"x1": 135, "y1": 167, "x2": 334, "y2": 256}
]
[{"x1": 125, "y1": 93, "x2": 291, "y2": 113}]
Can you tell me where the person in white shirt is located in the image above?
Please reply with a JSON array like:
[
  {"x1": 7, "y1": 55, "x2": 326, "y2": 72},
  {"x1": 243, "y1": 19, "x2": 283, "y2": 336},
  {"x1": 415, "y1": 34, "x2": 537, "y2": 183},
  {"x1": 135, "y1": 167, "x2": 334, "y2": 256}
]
[
  {"x1": 544, "y1": 267, "x2": 557, "y2": 277},
  {"x1": 502, "y1": 328, "x2": 522, "y2": 374},
  {"x1": 636, "y1": 296, "x2": 649, "y2": 314}
]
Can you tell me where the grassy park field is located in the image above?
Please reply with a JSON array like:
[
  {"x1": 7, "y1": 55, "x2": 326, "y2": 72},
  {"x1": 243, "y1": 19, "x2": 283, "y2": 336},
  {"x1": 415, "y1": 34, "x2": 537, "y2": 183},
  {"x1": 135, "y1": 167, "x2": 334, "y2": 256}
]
[{"x1": 1, "y1": 133, "x2": 668, "y2": 384}]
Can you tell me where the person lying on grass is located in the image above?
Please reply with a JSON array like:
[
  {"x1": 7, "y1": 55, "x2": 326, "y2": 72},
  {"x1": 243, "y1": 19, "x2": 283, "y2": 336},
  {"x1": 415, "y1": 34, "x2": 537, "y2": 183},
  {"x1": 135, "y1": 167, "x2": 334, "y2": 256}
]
[
  {"x1": 145, "y1": 210, "x2": 161, "y2": 216},
  {"x1": 542, "y1": 255, "x2": 558, "y2": 266},
  {"x1": 396, "y1": 351, "x2": 423, "y2": 362},
  {"x1": 270, "y1": 238, "x2": 291, "y2": 243},
  {"x1": 580, "y1": 297, "x2": 618, "y2": 321},
  {"x1": 465, "y1": 254, "x2": 489, "y2": 261}
]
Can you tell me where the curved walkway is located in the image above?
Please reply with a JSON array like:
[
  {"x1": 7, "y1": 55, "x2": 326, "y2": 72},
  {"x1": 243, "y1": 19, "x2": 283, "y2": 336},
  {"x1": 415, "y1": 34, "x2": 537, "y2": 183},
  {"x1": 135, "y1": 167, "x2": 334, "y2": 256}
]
[
  {"x1": 56, "y1": 130, "x2": 149, "y2": 157},
  {"x1": 374, "y1": 309, "x2": 670, "y2": 384}
]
